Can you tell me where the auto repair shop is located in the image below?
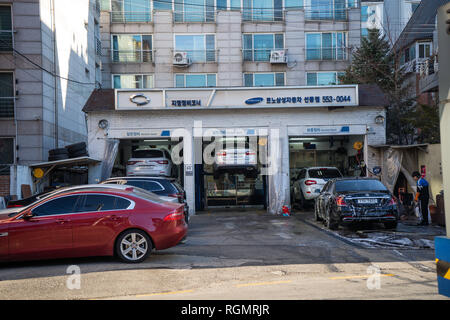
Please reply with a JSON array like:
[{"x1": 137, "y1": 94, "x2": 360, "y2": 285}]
[{"x1": 83, "y1": 84, "x2": 388, "y2": 215}]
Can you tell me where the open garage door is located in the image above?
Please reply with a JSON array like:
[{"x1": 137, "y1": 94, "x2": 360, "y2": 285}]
[
  {"x1": 201, "y1": 136, "x2": 268, "y2": 209},
  {"x1": 111, "y1": 138, "x2": 184, "y2": 187},
  {"x1": 289, "y1": 134, "x2": 366, "y2": 209}
]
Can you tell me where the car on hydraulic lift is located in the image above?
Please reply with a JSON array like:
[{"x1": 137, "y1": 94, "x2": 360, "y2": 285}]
[
  {"x1": 314, "y1": 177, "x2": 399, "y2": 230},
  {"x1": 213, "y1": 137, "x2": 258, "y2": 179}
]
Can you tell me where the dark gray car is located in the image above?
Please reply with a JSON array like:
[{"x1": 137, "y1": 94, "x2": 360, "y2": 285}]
[{"x1": 314, "y1": 178, "x2": 399, "y2": 230}]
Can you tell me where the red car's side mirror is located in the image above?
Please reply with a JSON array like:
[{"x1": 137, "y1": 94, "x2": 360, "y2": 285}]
[{"x1": 22, "y1": 212, "x2": 34, "y2": 220}]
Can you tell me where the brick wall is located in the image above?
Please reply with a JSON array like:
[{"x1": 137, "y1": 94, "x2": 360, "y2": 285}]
[{"x1": 0, "y1": 175, "x2": 10, "y2": 197}]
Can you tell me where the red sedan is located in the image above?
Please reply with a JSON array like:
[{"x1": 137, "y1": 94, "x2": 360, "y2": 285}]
[{"x1": 0, "y1": 185, "x2": 187, "y2": 263}]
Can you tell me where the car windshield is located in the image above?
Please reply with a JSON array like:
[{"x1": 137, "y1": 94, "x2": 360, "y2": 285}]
[
  {"x1": 308, "y1": 168, "x2": 342, "y2": 179},
  {"x1": 335, "y1": 180, "x2": 388, "y2": 193},
  {"x1": 132, "y1": 149, "x2": 163, "y2": 158}
]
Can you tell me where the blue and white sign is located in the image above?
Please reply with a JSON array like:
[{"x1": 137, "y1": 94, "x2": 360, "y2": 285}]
[{"x1": 116, "y1": 86, "x2": 358, "y2": 110}]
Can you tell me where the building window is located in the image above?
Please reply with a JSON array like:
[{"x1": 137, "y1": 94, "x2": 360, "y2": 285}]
[
  {"x1": 243, "y1": 34, "x2": 284, "y2": 61},
  {"x1": 0, "y1": 6, "x2": 13, "y2": 51},
  {"x1": 111, "y1": 0, "x2": 151, "y2": 23},
  {"x1": 112, "y1": 34, "x2": 152, "y2": 63},
  {"x1": 244, "y1": 73, "x2": 285, "y2": 87},
  {"x1": 0, "y1": 138, "x2": 14, "y2": 165},
  {"x1": 174, "y1": 0, "x2": 215, "y2": 22},
  {"x1": 361, "y1": 5, "x2": 369, "y2": 22},
  {"x1": 242, "y1": 0, "x2": 283, "y2": 22},
  {"x1": 285, "y1": 0, "x2": 303, "y2": 9},
  {"x1": 304, "y1": 0, "x2": 348, "y2": 21},
  {"x1": 418, "y1": 42, "x2": 431, "y2": 59},
  {"x1": 174, "y1": 34, "x2": 216, "y2": 63},
  {"x1": 0, "y1": 73, "x2": 14, "y2": 118},
  {"x1": 154, "y1": 0, "x2": 172, "y2": 10},
  {"x1": 361, "y1": 28, "x2": 368, "y2": 38},
  {"x1": 306, "y1": 72, "x2": 345, "y2": 86},
  {"x1": 306, "y1": 32, "x2": 347, "y2": 60},
  {"x1": 175, "y1": 74, "x2": 216, "y2": 87},
  {"x1": 113, "y1": 74, "x2": 153, "y2": 88}
]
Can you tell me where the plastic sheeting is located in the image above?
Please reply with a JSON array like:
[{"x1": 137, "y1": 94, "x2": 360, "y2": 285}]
[
  {"x1": 381, "y1": 148, "x2": 403, "y2": 193},
  {"x1": 100, "y1": 139, "x2": 119, "y2": 182},
  {"x1": 267, "y1": 129, "x2": 288, "y2": 215}
]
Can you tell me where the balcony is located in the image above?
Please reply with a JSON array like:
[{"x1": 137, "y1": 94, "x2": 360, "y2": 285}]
[
  {"x1": 112, "y1": 50, "x2": 153, "y2": 63},
  {"x1": 173, "y1": 10, "x2": 216, "y2": 23},
  {"x1": 242, "y1": 49, "x2": 287, "y2": 62},
  {"x1": 242, "y1": 9, "x2": 284, "y2": 22},
  {"x1": 305, "y1": 47, "x2": 349, "y2": 61},
  {"x1": 419, "y1": 55, "x2": 439, "y2": 93},
  {"x1": 0, "y1": 97, "x2": 14, "y2": 118},
  {"x1": 111, "y1": 11, "x2": 152, "y2": 23},
  {"x1": 173, "y1": 49, "x2": 218, "y2": 64},
  {"x1": 304, "y1": 7, "x2": 348, "y2": 21}
]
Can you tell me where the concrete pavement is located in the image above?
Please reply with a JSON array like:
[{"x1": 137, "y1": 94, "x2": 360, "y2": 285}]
[{"x1": 0, "y1": 209, "x2": 447, "y2": 300}]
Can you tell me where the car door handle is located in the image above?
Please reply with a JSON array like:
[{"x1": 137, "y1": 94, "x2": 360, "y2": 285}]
[
  {"x1": 56, "y1": 218, "x2": 70, "y2": 225},
  {"x1": 108, "y1": 215, "x2": 120, "y2": 221}
]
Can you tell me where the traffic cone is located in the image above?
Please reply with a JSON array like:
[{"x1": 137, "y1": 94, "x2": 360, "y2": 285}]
[{"x1": 282, "y1": 205, "x2": 290, "y2": 216}]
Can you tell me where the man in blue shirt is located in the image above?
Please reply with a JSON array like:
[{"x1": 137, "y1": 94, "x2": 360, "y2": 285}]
[{"x1": 412, "y1": 171, "x2": 430, "y2": 226}]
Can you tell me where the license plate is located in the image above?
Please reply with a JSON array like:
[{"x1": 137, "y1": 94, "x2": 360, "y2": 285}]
[{"x1": 358, "y1": 199, "x2": 378, "y2": 204}]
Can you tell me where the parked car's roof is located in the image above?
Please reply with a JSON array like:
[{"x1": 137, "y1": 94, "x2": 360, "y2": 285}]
[
  {"x1": 306, "y1": 167, "x2": 340, "y2": 170},
  {"x1": 105, "y1": 176, "x2": 178, "y2": 181}
]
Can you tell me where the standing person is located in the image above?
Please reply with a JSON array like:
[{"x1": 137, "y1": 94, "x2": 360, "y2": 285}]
[{"x1": 412, "y1": 171, "x2": 430, "y2": 226}]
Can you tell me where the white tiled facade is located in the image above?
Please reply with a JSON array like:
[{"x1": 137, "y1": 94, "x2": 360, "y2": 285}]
[{"x1": 98, "y1": 1, "x2": 362, "y2": 89}]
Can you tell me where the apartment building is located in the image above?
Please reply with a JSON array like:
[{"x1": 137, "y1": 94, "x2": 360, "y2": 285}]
[
  {"x1": 97, "y1": 0, "x2": 361, "y2": 89},
  {"x1": 0, "y1": 0, "x2": 101, "y2": 198},
  {"x1": 383, "y1": 0, "x2": 421, "y2": 45}
]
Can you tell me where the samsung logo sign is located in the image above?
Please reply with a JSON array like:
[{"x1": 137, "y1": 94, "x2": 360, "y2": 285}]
[{"x1": 245, "y1": 97, "x2": 264, "y2": 105}]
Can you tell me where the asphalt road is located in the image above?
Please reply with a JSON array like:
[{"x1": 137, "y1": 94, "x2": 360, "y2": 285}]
[{"x1": 0, "y1": 209, "x2": 447, "y2": 300}]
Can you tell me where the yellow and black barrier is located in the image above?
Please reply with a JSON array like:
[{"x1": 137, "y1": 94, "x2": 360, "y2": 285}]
[
  {"x1": 435, "y1": 237, "x2": 450, "y2": 297},
  {"x1": 436, "y1": 259, "x2": 450, "y2": 280}
]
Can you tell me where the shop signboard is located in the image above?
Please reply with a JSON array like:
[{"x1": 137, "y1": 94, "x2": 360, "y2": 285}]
[{"x1": 115, "y1": 86, "x2": 359, "y2": 110}]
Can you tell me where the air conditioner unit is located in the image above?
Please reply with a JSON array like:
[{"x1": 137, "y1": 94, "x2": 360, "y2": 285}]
[
  {"x1": 270, "y1": 50, "x2": 287, "y2": 64},
  {"x1": 173, "y1": 52, "x2": 191, "y2": 66}
]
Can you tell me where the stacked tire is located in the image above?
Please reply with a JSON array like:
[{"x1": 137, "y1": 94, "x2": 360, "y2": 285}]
[
  {"x1": 65, "y1": 142, "x2": 89, "y2": 158},
  {"x1": 48, "y1": 142, "x2": 88, "y2": 161},
  {"x1": 48, "y1": 148, "x2": 69, "y2": 161}
]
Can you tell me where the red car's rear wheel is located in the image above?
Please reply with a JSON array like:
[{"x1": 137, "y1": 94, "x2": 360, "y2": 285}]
[{"x1": 116, "y1": 229, "x2": 152, "y2": 263}]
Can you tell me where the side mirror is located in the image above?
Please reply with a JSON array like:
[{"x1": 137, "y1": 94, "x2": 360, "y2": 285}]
[{"x1": 22, "y1": 212, "x2": 34, "y2": 220}]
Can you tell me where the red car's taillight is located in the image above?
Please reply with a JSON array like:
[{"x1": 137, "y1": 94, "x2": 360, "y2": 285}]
[
  {"x1": 163, "y1": 207, "x2": 185, "y2": 221},
  {"x1": 336, "y1": 196, "x2": 347, "y2": 206},
  {"x1": 245, "y1": 151, "x2": 256, "y2": 156},
  {"x1": 216, "y1": 151, "x2": 226, "y2": 156},
  {"x1": 168, "y1": 193, "x2": 184, "y2": 199},
  {"x1": 305, "y1": 180, "x2": 317, "y2": 186}
]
